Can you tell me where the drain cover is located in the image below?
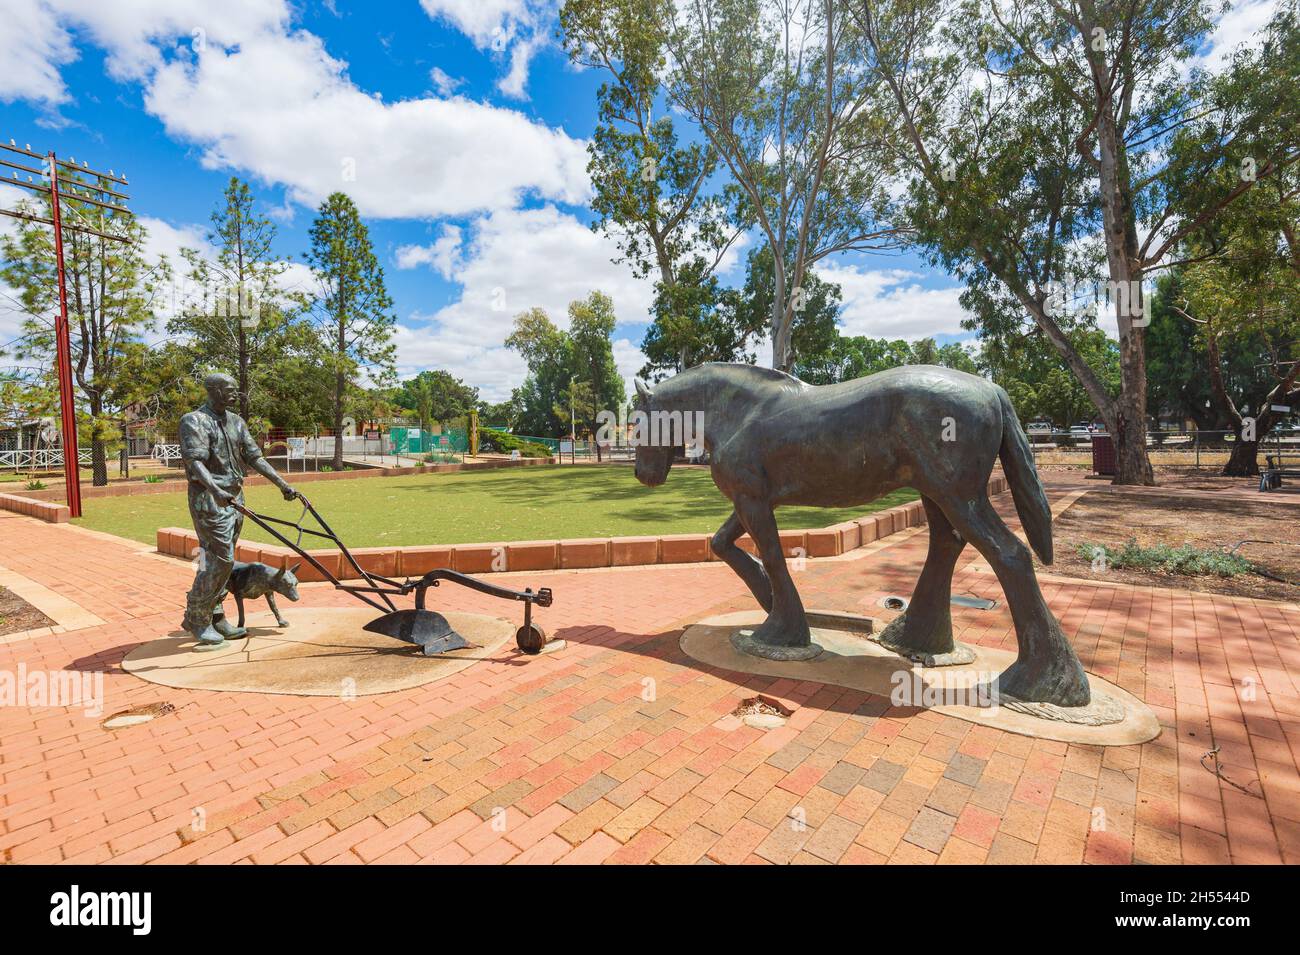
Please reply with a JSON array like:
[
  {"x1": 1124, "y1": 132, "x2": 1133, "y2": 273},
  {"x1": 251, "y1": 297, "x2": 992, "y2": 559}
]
[
  {"x1": 101, "y1": 701, "x2": 176, "y2": 731},
  {"x1": 877, "y1": 595, "x2": 909, "y2": 611},
  {"x1": 732, "y1": 695, "x2": 792, "y2": 729},
  {"x1": 951, "y1": 595, "x2": 997, "y2": 610}
]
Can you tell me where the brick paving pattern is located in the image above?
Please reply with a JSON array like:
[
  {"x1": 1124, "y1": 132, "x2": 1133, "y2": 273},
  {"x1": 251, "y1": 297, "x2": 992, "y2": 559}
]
[{"x1": 0, "y1": 483, "x2": 1297, "y2": 864}]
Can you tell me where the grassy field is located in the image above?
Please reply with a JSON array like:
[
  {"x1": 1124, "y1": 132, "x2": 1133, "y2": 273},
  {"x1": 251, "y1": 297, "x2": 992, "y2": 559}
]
[{"x1": 72, "y1": 464, "x2": 917, "y2": 547}]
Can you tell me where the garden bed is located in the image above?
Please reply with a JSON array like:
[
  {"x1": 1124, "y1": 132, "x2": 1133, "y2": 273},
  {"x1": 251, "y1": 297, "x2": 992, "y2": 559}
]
[
  {"x1": 0, "y1": 586, "x2": 54, "y2": 637},
  {"x1": 1050, "y1": 490, "x2": 1300, "y2": 601}
]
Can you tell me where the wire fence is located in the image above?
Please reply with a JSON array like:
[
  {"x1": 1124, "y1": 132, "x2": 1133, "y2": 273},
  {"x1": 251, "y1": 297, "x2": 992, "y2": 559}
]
[
  {"x1": 1027, "y1": 429, "x2": 1300, "y2": 469},
  {"x1": 8, "y1": 425, "x2": 1297, "y2": 479}
]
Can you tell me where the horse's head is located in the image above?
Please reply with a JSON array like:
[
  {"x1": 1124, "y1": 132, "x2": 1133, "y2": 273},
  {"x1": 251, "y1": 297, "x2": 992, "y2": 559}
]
[{"x1": 633, "y1": 378, "x2": 673, "y2": 488}]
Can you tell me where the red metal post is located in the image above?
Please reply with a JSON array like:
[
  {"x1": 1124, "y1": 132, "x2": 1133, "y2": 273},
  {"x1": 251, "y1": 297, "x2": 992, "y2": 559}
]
[{"x1": 46, "y1": 152, "x2": 82, "y2": 517}]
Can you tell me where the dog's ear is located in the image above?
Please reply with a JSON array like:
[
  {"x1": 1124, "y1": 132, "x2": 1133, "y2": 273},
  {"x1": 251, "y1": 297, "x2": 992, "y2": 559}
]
[
  {"x1": 273, "y1": 564, "x2": 286, "y2": 580},
  {"x1": 288, "y1": 563, "x2": 301, "y2": 577}
]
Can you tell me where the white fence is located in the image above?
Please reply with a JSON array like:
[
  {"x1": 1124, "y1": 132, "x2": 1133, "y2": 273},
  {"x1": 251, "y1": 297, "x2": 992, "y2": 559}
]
[
  {"x1": 0, "y1": 448, "x2": 92, "y2": 471},
  {"x1": 151, "y1": 443, "x2": 182, "y2": 466}
]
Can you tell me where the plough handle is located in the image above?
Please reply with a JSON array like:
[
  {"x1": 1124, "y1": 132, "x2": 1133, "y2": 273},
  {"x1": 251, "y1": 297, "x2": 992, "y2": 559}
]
[{"x1": 408, "y1": 570, "x2": 553, "y2": 610}]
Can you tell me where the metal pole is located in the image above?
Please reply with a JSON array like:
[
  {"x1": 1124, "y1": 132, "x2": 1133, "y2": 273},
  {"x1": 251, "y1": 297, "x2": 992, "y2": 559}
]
[{"x1": 47, "y1": 152, "x2": 82, "y2": 518}]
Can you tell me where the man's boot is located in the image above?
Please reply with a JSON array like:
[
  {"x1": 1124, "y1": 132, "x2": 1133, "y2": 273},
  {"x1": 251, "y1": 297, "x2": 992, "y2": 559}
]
[
  {"x1": 212, "y1": 613, "x2": 247, "y2": 640},
  {"x1": 185, "y1": 597, "x2": 226, "y2": 649}
]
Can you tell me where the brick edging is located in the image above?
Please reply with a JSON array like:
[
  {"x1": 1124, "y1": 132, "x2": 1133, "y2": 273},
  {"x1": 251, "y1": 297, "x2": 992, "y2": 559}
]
[
  {"x1": 0, "y1": 492, "x2": 70, "y2": 523},
  {"x1": 155, "y1": 475, "x2": 1010, "y2": 582}
]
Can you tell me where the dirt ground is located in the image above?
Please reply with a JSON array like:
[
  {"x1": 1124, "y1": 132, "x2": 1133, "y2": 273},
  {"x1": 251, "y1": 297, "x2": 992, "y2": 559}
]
[
  {"x1": 1049, "y1": 489, "x2": 1300, "y2": 602},
  {"x1": 0, "y1": 587, "x2": 54, "y2": 637},
  {"x1": 1040, "y1": 463, "x2": 1277, "y2": 492}
]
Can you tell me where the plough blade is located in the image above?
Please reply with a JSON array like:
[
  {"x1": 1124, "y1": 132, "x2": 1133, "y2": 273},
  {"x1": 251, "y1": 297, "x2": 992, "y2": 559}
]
[{"x1": 363, "y1": 609, "x2": 472, "y2": 656}]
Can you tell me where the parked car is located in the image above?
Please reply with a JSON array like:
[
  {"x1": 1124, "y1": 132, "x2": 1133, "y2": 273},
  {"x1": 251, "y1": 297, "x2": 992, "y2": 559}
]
[
  {"x1": 1069, "y1": 424, "x2": 1093, "y2": 443},
  {"x1": 1026, "y1": 420, "x2": 1052, "y2": 433}
]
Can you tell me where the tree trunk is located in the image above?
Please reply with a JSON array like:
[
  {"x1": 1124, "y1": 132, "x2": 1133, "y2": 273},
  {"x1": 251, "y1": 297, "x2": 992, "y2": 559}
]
[
  {"x1": 332, "y1": 367, "x2": 345, "y2": 471},
  {"x1": 1223, "y1": 431, "x2": 1260, "y2": 476},
  {"x1": 88, "y1": 395, "x2": 107, "y2": 486},
  {"x1": 1083, "y1": 15, "x2": 1156, "y2": 488},
  {"x1": 238, "y1": 323, "x2": 250, "y2": 422},
  {"x1": 1112, "y1": 334, "x2": 1155, "y2": 485},
  {"x1": 90, "y1": 437, "x2": 107, "y2": 486},
  {"x1": 771, "y1": 257, "x2": 793, "y2": 371}
]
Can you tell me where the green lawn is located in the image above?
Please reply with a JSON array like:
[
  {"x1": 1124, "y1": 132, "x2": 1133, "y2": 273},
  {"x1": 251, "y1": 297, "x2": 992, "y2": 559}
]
[{"x1": 72, "y1": 465, "x2": 917, "y2": 547}]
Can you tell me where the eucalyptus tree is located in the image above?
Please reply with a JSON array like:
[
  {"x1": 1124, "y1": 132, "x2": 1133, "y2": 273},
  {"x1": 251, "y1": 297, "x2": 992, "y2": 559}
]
[
  {"x1": 853, "y1": 0, "x2": 1299, "y2": 484},
  {"x1": 665, "y1": 0, "x2": 902, "y2": 371},
  {"x1": 560, "y1": 0, "x2": 738, "y2": 370}
]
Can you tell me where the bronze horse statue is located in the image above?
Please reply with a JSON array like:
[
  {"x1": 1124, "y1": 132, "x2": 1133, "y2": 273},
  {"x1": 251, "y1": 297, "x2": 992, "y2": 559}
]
[{"x1": 633, "y1": 362, "x2": 1089, "y2": 708}]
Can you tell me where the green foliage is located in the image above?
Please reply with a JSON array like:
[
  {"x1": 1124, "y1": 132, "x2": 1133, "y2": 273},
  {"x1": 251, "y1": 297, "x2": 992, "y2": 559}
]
[
  {"x1": 305, "y1": 192, "x2": 396, "y2": 465},
  {"x1": 795, "y1": 334, "x2": 976, "y2": 386},
  {"x1": 1078, "y1": 539, "x2": 1255, "y2": 578},
  {"x1": 143, "y1": 475, "x2": 165, "y2": 484},
  {"x1": 664, "y1": 0, "x2": 899, "y2": 369},
  {"x1": 505, "y1": 292, "x2": 625, "y2": 442},
  {"x1": 480, "y1": 428, "x2": 555, "y2": 459},
  {"x1": 25, "y1": 480, "x2": 46, "y2": 491},
  {"x1": 0, "y1": 173, "x2": 170, "y2": 486},
  {"x1": 560, "y1": 0, "x2": 735, "y2": 372},
  {"x1": 393, "y1": 370, "x2": 479, "y2": 432},
  {"x1": 977, "y1": 327, "x2": 1119, "y2": 429},
  {"x1": 169, "y1": 177, "x2": 312, "y2": 424}
]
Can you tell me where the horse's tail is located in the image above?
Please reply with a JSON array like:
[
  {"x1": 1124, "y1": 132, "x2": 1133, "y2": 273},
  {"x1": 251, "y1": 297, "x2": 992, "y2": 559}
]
[{"x1": 996, "y1": 387, "x2": 1054, "y2": 565}]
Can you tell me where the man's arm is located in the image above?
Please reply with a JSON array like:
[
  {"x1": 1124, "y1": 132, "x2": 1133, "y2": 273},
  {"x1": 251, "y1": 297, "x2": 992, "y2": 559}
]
[{"x1": 240, "y1": 421, "x2": 298, "y2": 502}]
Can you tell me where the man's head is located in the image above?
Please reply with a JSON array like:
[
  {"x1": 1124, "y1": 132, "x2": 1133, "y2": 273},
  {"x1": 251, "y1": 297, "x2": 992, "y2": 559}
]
[{"x1": 204, "y1": 373, "x2": 237, "y2": 412}]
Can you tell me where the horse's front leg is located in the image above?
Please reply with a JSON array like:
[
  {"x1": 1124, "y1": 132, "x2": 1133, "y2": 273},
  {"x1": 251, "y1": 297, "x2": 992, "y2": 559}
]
[
  {"x1": 711, "y1": 509, "x2": 772, "y2": 612},
  {"x1": 730, "y1": 496, "x2": 818, "y2": 661}
]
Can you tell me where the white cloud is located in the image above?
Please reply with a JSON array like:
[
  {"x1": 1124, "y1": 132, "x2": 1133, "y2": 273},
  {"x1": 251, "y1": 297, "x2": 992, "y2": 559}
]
[
  {"x1": 428, "y1": 66, "x2": 462, "y2": 96},
  {"x1": 10, "y1": 3, "x2": 587, "y2": 220},
  {"x1": 395, "y1": 225, "x2": 464, "y2": 279},
  {"x1": 50, "y1": 0, "x2": 291, "y2": 82},
  {"x1": 144, "y1": 30, "x2": 588, "y2": 219},
  {"x1": 612, "y1": 337, "x2": 649, "y2": 388},
  {"x1": 0, "y1": 0, "x2": 77, "y2": 107},
  {"x1": 1195, "y1": 0, "x2": 1280, "y2": 71},
  {"x1": 419, "y1": 0, "x2": 550, "y2": 99},
  {"x1": 390, "y1": 205, "x2": 656, "y2": 399},
  {"x1": 817, "y1": 264, "x2": 971, "y2": 340}
]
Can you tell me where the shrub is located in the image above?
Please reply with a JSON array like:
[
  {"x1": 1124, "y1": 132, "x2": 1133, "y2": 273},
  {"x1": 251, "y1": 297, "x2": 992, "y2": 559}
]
[
  {"x1": 25, "y1": 480, "x2": 46, "y2": 491},
  {"x1": 481, "y1": 428, "x2": 553, "y2": 459},
  {"x1": 1077, "y1": 539, "x2": 1254, "y2": 578}
]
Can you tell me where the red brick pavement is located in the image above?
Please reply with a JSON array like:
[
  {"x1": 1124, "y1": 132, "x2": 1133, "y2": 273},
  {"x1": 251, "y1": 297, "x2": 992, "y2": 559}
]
[{"x1": 0, "y1": 487, "x2": 1297, "y2": 865}]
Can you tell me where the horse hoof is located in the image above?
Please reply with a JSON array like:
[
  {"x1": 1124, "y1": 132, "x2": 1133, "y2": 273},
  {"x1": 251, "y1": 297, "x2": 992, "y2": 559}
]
[
  {"x1": 730, "y1": 629, "x2": 822, "y2": 661},
  {"x1": 997, "y1": 660, "x2": 1091, "y2": 708}
]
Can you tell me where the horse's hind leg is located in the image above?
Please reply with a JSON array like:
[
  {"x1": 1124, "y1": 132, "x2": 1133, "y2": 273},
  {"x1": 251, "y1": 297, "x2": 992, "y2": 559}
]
[
  {"x1": 711, "y1": 509, "x2": 773, "y2": 612},
  {"x1": 942, "y1": 495, "x2": 1090, "y2": 707},
  {"x1": 875, "y1": 496, "x2": 975, "y2": 666}
]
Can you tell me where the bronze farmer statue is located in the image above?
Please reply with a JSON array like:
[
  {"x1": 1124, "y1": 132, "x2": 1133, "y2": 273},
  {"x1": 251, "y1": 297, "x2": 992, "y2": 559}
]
[
  {"x1": 181, "y1": 373, "x2": 298, "y2": 646},
  {"x1": 633, "y1": 363, "x2": 1090, "y2": 709}
]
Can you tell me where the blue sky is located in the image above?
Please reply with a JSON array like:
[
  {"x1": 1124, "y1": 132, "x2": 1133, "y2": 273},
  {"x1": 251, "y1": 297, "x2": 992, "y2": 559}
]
[{"x1": 0, "y1": 0, "x2": 1276, "y2": 400}]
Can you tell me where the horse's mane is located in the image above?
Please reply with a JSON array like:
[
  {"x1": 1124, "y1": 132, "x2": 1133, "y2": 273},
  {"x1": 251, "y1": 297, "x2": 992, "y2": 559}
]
[{"x1": 664, "y1": 362, "x2": 808, "y2": 394}]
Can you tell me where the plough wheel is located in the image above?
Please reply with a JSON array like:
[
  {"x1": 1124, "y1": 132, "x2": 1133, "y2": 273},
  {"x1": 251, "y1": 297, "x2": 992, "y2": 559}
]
[{"x1": 515, "y1": 623, "x2": 547, "y2": 655}]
